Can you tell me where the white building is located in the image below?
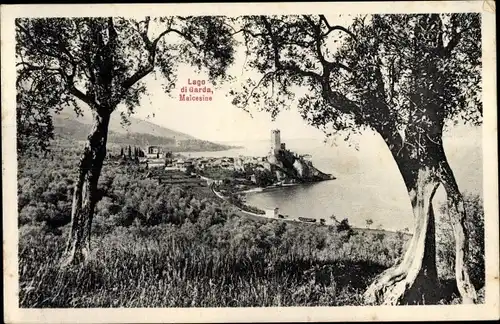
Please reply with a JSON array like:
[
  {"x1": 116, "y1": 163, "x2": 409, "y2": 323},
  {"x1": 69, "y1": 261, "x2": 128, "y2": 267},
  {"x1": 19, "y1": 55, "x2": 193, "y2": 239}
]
[
  {"x1": 146, "y1": 146, "x2": 164, "y2": 159},
  {"x1": 234, "y1": 158, "x2": 245, "y2": 172},
  {"x1": 265, "y1": 207, "x2": 279, "y2": 218}
]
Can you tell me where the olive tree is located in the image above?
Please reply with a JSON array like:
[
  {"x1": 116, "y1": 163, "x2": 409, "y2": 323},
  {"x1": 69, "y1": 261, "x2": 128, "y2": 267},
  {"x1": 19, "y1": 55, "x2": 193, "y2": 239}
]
[
  {"x1": 16, "y1": 16, "x2": 236, "y2": 265},
  {"x1": 229, "y1": 13, "x2": 481, "y2": 305}
]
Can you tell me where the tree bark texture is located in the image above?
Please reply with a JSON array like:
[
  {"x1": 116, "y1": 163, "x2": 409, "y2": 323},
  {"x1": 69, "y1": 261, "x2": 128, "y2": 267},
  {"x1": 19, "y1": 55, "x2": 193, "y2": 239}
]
[
  {"x1": 62, "y1": 111, "x2": 111, "y2": 266},
  {"x1": 363, "y1": 122, "x2": 477, "y2": 305}
]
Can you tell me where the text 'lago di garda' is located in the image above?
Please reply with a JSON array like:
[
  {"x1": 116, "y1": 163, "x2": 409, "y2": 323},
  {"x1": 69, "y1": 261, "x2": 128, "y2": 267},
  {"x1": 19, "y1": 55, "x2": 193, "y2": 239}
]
[{"x1": 179, "y1": 78, "x2": 213, "y2": 102}]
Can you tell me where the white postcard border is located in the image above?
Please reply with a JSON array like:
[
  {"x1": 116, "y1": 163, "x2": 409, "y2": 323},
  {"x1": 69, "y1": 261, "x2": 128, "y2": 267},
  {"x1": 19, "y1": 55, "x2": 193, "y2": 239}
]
[{"x1": 2, "y1": 1, "x2": 498, "y2": 323}]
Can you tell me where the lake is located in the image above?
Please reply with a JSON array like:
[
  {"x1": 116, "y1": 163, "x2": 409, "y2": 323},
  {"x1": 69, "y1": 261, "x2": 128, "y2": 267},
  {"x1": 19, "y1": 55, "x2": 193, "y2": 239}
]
[{"x1": 180, "y1": 127, "x2": 483, "y2": 232}]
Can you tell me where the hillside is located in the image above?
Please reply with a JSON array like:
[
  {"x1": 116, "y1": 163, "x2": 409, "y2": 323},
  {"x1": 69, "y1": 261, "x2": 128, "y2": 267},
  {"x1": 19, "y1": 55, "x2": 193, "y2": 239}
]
[
  {"x1": 18, "y1": 145, "x2": 485, "y2": 307},
  {"x1": 52, "y1": 107, "x2": 235, "y2": 152}
]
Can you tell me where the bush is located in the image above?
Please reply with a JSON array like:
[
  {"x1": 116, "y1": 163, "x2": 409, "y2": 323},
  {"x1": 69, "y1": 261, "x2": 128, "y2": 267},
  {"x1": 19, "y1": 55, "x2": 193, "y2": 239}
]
[
  {"x1": 17, "y1": 141, "x2": 476, "y2": 307},
  {"x1": 336, "y1": 218, "x2": 352, "y2": 232}
]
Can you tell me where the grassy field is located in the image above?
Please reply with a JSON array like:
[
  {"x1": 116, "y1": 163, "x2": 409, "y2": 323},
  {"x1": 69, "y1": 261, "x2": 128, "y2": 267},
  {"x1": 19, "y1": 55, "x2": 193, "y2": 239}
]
[
  {"x1": 17, "y1": 143, "x2": 485, "y2": 307},
  {"x1": 19, "y1": 219, "x2": 404, "y2": 307}
]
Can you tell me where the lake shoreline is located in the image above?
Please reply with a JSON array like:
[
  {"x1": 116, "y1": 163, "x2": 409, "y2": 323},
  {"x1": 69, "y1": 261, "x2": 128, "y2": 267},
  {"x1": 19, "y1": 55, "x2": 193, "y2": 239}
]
[
  {"x1": 211, "y1": 182, "x2": 412, "y2": 237},
  {"x1": 174, "y1": 134, "x2": 481, "y2": 233}
]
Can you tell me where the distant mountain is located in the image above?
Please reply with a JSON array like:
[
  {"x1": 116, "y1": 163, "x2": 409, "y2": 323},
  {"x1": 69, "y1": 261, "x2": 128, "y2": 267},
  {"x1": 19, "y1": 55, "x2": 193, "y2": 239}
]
[
  {"x1": 52, "y1": 107, "x2": 236, "y2": 152},
  {"x1": 54, "y1": 106, "x2": 197, "y2": 139}
]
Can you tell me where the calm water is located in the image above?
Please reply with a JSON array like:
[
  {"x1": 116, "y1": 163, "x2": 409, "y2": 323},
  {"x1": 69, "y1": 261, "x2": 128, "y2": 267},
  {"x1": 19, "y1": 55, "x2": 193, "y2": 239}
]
[{"x1": 181, "y1": 127, "x2": 483, "y2": 231}]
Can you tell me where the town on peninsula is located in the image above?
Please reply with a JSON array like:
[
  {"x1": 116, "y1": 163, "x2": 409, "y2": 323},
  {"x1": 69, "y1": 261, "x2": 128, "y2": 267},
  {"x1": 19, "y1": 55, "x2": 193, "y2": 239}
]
[{"x1": 109, "y1": 129, "x2": 336, "y2": 223}]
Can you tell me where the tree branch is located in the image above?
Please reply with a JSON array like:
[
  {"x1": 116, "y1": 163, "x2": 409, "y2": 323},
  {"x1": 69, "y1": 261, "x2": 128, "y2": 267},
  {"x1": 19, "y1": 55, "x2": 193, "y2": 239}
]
[
  {"x1": 319, "y1": 14, "x2": 357, "y2": 41},
  {"x1": 121, "y1": 26, "x2": 169, "y2": 90},
  {"x1": 303, "y1": 15, "x2": 352, "y2": 75},
  {"x1": 303, "y1": 15, "x2": 326, "y2": 65},
  {"x1": 16, "y1": 62, "x2": 60, "y2": 72},
  {"x1": 121, "y1": 65, "x2": 154, "y2": 90},
  {"x1": 261, "y1": 16, "x2": 282, "y2": 70},
  {"x1": 135, "y1": 16, "x2": 153, "y2": 55},
  {"x1": 68, "y1": 84, "x2": 94, "y2": 106},
  {"x1": 75, "y1": 19, "x2": 95, "y2": 84},
  {"x1": 261, "y1": 16, "x2": 322, "y2": 82},
  {"x1": 241, "y1": 71, "x2": 275, "y2": 108},
  {"x1": 232, "y1": 27, "x2": 265, "y2": 38},
  {"x1": 285, "y1": 62, "x2": 322, "y2": 80},
  {"x1": 122, "y1": 20, "x2": 198, "y2": 91},
  {"x1": 443, "y1": 28, "x2": 466, "y2": 57},
  {"x1": 442, "y1": 14, "x2": 474, "y2": 57},
  {"x1": 61, "y1": 62, "x2": 95, "y2": 107},
  {"x1": 15, "y1": 20, "x2": 74, "y2": 65},
  {"x1": 221, "y1": 20, "x2": 259, "y2": 37},
  {"x1": 143, "y1": 16, "x2": 150, "y2": 37}
]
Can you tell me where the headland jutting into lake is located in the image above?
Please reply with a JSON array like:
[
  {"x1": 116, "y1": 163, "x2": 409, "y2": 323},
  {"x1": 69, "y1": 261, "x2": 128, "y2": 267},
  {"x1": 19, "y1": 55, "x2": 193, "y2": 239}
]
[
  {"x1": 130, "y1": 129, "x2": 336, "y2": 225},
  {"x1": 196, "y1": 129, "x2": 336, "y2": 224}
]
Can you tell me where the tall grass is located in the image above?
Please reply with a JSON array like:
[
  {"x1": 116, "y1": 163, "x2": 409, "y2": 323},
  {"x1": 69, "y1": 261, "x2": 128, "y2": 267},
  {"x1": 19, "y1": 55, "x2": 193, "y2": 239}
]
[
  {"x1": 17, "y1": 146, "x2": 485, "y2": 307},
  {"x1": 19, "y1": 191, "x2": 485, "y2": 307},
  {"x1": 19, "y1": 219, "x2": 404, "y2": 308}
]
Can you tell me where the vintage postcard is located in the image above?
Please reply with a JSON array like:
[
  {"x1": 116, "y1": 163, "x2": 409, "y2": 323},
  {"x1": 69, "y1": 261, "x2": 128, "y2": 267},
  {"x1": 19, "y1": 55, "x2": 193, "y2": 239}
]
[{"x1": 2, "y1": 1, "x2": 498, "y2": 323}]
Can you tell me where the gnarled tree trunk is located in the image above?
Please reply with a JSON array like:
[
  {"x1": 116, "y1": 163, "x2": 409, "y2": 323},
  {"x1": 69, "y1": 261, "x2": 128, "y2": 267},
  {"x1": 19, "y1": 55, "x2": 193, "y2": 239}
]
[
  {"x1": 439, "y1": 153, "x2": 478, "y2": 304},
  {"x1": 62, "y1": 110, "x2": 111, "y2": 266},
  {"x1": 363, "y1": 124, "x2": 477, "y2": 305}
]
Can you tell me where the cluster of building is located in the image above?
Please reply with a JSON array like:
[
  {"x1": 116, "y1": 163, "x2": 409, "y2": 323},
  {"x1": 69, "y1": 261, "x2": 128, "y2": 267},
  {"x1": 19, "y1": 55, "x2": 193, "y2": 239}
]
[
  {"x1": 115, "y1": 129, "x2": 319, "y2": 187},
  {"x1": 185, "y1": 129, "x2": 298, "y2": 184},
  {"x1": 165, "y1": 156, "x2": 235, "y2": 172},
  {"x1": 139, "y1": 130, "x2": 289, "y2": 173},
  {"x1": 112, "y1": 131, "x2": 331, "y2": 225},
  {"x1": 114, "y1": 144, "x2": 238, "y2": 172}
]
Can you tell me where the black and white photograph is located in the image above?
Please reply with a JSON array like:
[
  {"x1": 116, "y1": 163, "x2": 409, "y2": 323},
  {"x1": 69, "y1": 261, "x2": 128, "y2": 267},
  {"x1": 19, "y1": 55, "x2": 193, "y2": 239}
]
[{"x1": 2, "y1": 1, "x2": 498, "y2": 323}]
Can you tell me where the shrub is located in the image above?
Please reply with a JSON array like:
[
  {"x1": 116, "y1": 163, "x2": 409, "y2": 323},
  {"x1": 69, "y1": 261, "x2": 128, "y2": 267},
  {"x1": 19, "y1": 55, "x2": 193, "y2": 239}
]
[
  {"x1": 336, "y1": 218, "x2": 352, "y2": 233},
  {"x1": 17, "y1": 142, "x2": 477, "y2": 307}
]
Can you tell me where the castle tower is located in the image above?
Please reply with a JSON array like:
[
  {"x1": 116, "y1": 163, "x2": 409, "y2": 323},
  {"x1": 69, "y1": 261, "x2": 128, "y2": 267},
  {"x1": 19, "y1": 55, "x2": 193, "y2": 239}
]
[{"x1": 271, "y1": 129, "x2": 281, "y2": 155}]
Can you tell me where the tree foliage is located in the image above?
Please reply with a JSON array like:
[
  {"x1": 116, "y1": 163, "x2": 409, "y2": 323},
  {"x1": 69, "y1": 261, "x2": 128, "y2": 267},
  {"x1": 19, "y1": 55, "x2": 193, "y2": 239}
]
[
  {"x1": 329, "y1": 14, "x2": 482, "y2": 132},
  {"x1": 229, "y1": 14, "x2": 481, "y2": 140},
  {"x1": 228, "y1": 13, "x2": 483, "y2": 305},
  {"x1": 16, "y1": 15, "x2": 238, "y2": 265},
  {"x1": 16, "y1": 16, "x2": 237, "y2": 152}
]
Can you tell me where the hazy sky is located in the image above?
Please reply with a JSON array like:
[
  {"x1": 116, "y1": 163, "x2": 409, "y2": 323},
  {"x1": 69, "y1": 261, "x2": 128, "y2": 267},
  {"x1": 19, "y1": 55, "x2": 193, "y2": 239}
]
[
  {"x1": 116, "y1": 15, "x2": 358, "y2": 143},
  {"x1": 111, "y1": 15, "x2": 480, "y2": 146},
  {"x1": 127, "y1": 71, "x2": 327, "y2": 143}
]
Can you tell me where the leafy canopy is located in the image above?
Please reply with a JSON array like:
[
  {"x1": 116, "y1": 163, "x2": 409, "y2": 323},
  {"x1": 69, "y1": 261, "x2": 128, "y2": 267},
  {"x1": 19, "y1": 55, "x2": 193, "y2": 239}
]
[
  {"x1": 16, "y1": 16, "x2": 236, "y2": 153},
  {"x1": 229, "y1": 14, "x2": 481, "y2": 141}
]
